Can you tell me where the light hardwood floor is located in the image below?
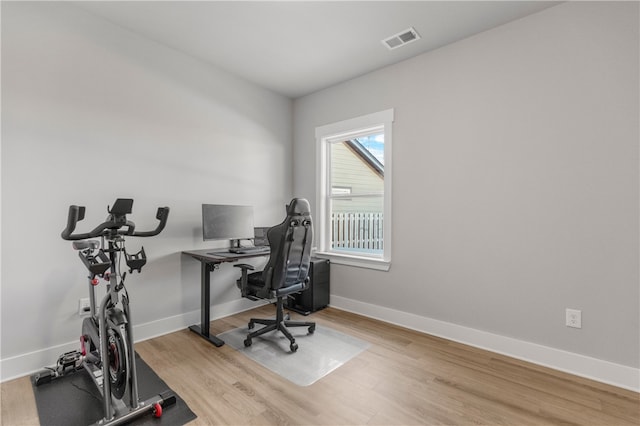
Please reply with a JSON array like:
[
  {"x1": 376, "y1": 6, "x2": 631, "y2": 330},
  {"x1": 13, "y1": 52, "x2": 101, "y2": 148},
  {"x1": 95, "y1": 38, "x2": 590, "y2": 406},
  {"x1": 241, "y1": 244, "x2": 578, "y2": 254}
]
[{"x1": 1, "y1": 306, "x2": 638, "y2": 425}]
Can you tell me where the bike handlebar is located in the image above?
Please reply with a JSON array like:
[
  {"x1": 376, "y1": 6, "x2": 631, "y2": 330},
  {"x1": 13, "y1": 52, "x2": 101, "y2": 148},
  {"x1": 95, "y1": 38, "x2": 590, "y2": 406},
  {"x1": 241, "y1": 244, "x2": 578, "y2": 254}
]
[{"x1": 61, "y1": 201, "x2": 170, "y2": 241}]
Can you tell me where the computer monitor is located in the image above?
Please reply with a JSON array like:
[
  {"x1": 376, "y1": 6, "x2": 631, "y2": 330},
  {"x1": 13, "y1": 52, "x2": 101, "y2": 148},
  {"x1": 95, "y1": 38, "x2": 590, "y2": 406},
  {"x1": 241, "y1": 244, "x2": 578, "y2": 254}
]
[{"x1": 202, "y1": 204, "x2": 255, "y2": 247}]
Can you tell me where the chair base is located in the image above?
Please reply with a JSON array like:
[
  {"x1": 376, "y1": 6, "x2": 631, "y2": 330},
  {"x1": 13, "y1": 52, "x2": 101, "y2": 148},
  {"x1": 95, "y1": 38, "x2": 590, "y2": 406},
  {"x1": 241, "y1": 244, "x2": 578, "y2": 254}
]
[{"x1": 244, "y1": 297, "x2": 315, "y2": 352}]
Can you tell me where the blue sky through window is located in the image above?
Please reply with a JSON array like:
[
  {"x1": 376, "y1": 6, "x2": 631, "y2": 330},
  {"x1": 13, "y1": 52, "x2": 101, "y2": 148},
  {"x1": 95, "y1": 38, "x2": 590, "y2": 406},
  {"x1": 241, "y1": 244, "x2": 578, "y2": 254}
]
[{"x1": 356, "y1": 134, "x2": 384, "y2": 165}]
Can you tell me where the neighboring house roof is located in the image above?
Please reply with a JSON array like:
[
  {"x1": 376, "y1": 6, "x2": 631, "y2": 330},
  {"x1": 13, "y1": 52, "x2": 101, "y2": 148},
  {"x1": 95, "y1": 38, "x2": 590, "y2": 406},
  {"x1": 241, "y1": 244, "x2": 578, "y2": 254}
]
[{"x1": 346, "y1": 139, "x2": 384, "y2": 178}]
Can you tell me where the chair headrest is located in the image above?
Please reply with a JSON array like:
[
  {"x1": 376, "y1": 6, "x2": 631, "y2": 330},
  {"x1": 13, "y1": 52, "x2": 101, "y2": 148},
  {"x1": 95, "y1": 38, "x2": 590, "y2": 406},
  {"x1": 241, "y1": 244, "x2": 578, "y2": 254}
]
[{"x1": 286, "y1": 198, "x2": 311, "y2": 216}]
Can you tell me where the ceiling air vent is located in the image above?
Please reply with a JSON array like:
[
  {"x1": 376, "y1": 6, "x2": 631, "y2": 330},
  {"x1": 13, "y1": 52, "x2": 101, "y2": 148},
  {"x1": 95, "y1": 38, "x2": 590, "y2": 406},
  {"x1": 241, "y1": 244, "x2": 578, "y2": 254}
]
[{"x1": 382, "y1": 27, "x2": 421, "y2": 50}]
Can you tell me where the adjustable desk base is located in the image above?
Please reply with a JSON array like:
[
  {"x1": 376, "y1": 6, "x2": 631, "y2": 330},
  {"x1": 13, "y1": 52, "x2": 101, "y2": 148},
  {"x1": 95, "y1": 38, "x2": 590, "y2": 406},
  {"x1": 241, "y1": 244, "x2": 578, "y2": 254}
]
[
  {"x1": 183, "y1": 249, "x2": 269, "y2": 348},
  {"x1": 189, "y1": 325, "x2": 224, "y2": 347}
]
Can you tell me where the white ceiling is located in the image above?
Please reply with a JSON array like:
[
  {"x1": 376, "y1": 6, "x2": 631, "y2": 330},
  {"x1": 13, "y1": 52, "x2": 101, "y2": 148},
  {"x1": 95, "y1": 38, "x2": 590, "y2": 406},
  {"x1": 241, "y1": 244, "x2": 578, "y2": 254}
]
[{"x1": 74, "y1": 1, "x2": 560, "y2": 99}]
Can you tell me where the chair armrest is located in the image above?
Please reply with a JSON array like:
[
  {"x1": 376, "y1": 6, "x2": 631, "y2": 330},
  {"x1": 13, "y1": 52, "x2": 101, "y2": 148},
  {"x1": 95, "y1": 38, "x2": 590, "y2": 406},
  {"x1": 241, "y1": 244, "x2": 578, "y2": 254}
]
[
  {"x1": 234, "y1": 264, "x2": 255, "y2": 299},
  {"x1": 234, "y1": 263, "x2": 255, "y2": 271}
]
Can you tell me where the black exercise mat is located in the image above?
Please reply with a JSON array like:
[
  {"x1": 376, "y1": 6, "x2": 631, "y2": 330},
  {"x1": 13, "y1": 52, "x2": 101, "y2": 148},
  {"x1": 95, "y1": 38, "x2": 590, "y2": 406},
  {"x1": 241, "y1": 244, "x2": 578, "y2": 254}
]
[{"x1": 32, "y1": 353, "x2": 197, "y2": 426}]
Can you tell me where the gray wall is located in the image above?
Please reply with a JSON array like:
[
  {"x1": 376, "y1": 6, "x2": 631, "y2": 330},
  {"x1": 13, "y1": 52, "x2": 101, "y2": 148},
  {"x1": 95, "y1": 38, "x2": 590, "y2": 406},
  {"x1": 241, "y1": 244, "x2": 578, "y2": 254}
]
[
  {"x1": 1, "y1": 2, "x2": 291, "y2": 367},
  {"x1": 2, "y1": 1, "x2": 637, "y2": 384},
  {"x1": 293, "y1": 2, "x2": 639, "y2": 368}
]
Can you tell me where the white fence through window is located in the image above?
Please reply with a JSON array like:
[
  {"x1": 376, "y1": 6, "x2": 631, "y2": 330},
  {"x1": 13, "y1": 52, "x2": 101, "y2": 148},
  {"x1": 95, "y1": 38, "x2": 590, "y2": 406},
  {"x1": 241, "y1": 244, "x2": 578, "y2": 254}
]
[{"x1": 331, "y1": 212, "x2": 383, "y2": 251}]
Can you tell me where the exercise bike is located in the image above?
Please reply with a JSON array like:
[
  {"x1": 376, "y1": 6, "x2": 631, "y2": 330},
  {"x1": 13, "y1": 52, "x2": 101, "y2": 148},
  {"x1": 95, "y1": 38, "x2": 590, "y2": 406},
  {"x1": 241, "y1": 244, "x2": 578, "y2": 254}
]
[{"x1": 33, "y1": 199, "x2": 173, "y2": 425}]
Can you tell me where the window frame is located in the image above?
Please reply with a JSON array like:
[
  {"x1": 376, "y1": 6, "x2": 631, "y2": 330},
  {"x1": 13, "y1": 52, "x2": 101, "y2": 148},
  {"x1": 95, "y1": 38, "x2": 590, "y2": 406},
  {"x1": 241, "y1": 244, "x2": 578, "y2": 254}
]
[{"x1": 314, "y1": 109, "x2": 393, "y2": 271}]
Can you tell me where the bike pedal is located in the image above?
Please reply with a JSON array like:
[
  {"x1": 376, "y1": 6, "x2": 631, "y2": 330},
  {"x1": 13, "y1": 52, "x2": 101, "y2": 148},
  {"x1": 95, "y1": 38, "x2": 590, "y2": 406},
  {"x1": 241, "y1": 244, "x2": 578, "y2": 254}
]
[{"x1": 57, "y1": 350, "x2": 83, "y2": 373}]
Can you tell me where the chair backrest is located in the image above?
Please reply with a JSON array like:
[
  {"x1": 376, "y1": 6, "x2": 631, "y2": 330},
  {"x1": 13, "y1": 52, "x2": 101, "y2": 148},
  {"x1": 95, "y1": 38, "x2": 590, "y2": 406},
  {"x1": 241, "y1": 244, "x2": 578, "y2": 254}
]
[{"x1": 262, "y1": 198, "x2": 313, "y2": 290}]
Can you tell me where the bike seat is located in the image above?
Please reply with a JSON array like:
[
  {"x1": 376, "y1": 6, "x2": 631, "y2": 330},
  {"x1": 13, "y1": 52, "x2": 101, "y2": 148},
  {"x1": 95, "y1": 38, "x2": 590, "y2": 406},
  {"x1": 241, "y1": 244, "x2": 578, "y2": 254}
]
[{"x1": 72, "y1": 240, "x2": 99, "y2": 251}]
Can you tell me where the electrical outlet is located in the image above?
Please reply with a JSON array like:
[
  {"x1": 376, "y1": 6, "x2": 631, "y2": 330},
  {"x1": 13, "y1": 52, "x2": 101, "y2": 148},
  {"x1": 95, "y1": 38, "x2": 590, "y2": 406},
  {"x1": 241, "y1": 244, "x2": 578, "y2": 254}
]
[
  {"x1": 566, "y1": 308, "x2": 582, "y2": 329},
  {"x1": 78, "y1": 298, "x2": 91, "y2": 316}
]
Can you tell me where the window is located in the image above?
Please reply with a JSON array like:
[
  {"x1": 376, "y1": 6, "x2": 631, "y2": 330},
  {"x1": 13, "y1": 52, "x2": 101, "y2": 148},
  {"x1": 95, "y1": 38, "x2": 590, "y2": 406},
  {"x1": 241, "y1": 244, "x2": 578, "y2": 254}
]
[{"x1": 315, "y1": 109, "x2": 393, "y2": 271}]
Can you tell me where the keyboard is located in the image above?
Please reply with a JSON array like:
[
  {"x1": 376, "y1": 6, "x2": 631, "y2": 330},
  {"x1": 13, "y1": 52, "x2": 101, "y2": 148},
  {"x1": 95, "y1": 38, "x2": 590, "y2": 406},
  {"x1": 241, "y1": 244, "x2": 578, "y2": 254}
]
[
  {"x1": 206, "y1": 247, "x2": 270, "y2": 258},
  {"x1": 229, "y1": 246, "x2": 270, "y2": 255}
]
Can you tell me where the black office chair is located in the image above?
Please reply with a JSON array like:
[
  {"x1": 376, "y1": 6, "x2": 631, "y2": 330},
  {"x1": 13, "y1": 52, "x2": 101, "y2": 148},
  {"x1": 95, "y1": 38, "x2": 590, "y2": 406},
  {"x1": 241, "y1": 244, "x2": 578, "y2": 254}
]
[{"x1": 234, "y1": 198, "x2": 316, "y2": 352}]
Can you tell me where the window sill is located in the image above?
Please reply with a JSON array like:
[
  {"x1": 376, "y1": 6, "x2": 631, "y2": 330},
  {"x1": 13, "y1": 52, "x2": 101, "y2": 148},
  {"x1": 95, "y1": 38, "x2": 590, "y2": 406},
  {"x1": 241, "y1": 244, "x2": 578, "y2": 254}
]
[{"x1": 312, "y1": 251, "x2": 391, "y2": 271}]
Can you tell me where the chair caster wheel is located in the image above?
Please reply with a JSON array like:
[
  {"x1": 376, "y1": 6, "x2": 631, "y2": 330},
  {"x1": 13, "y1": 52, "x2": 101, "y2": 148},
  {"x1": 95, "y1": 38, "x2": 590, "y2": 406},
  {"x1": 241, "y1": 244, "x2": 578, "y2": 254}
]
[
  {"x1": 244, "y1": 338, "x2": 252, "y2": 347},
  {"x1": 308, "y1": 325, "x2": 315, "y2": 334},
  {"x1": 290, "y1": 342, "x2": 298, "y2": 352},
  {"x1": 248, "y1": 322, "x2": 254, "y2": 330}
]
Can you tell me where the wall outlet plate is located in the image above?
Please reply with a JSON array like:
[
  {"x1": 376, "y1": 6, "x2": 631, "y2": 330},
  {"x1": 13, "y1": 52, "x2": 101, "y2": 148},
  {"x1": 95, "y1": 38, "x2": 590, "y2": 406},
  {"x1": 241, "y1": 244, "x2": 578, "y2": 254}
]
[
  {"x1": 566, "y1": 308, "x2": 582, "y2": 328},
  {"x1": 78, "y1": 298, "x2": 91, "y2": 316}
]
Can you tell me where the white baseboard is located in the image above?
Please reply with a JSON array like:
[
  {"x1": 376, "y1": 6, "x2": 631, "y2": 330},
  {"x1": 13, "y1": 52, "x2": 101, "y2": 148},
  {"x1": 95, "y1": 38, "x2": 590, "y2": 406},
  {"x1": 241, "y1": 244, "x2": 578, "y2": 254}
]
[
  {"x1": 330, "y1": 295, "x2": 640, "y2": 392},
  {"x1": 0, "y1": 298, "x2": 264, "y2": 383},
  {"x1": 5, "y1": 295, "x2": 637, "y2": 393}
]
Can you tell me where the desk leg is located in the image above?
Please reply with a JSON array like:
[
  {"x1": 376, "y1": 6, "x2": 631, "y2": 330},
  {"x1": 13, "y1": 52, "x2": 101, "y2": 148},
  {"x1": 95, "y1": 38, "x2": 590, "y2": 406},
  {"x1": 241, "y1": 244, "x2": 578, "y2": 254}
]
[{"x1": 189, "y1": 261, "x2": 225, "y2": 347}]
